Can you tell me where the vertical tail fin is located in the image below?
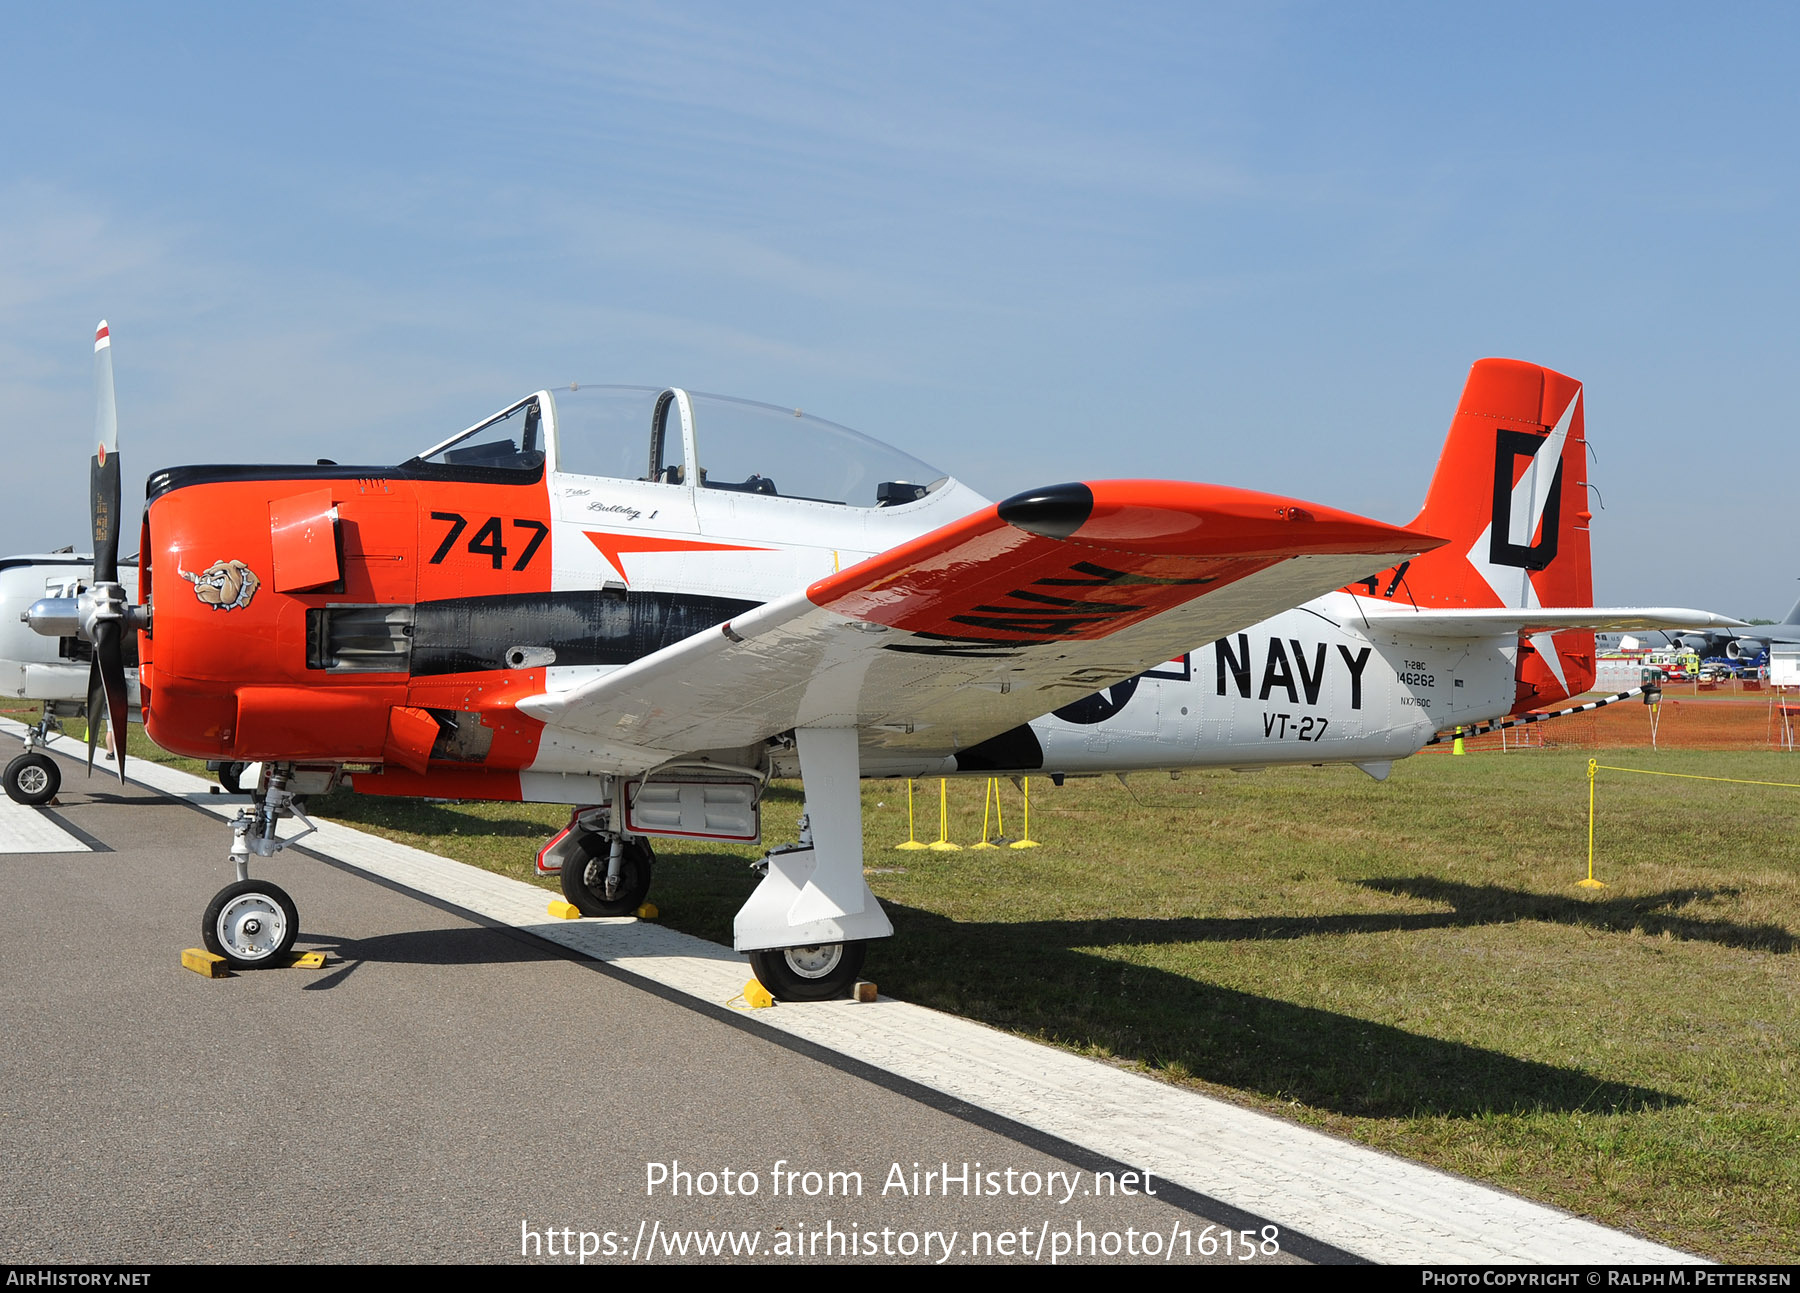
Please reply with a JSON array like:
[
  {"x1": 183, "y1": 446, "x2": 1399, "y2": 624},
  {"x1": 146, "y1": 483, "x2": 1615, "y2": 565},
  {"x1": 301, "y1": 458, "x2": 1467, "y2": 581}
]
[
  {"x1": 1402, "y1": 358, "x2": 1591, "y2": 610},
  {"x1": 1347, "y1": 358, "x2": 1595, "y2": 707}
]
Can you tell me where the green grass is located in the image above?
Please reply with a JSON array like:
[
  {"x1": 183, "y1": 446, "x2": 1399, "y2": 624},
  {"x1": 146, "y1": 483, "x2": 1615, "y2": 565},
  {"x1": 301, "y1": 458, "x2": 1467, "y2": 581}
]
[{"x1": 12, "y1": 697, "x2": 1794, "y2": 1260}]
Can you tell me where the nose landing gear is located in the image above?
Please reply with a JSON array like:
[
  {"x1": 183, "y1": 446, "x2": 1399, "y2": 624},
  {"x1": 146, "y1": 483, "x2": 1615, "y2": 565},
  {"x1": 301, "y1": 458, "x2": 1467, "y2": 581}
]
[
  {"x1": 6, "y1": 713, "x2": 64, "y2": 806},
  {"x1": 200, "y1": 764, "x2": 325, "y2": 969}
]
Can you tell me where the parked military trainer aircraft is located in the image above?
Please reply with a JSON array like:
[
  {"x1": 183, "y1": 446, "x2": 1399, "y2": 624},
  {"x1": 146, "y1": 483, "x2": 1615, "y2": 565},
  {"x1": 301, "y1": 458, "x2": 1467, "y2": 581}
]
[
  {"x1": 0, "y1": 552, "x2": 140, "y2": 803},
  {"x1": 28, "y1": 329, "x2": 1737, "y2": 998},
  {"x1": 1, "y1": 319, "x2": 143, "y2": 804}
]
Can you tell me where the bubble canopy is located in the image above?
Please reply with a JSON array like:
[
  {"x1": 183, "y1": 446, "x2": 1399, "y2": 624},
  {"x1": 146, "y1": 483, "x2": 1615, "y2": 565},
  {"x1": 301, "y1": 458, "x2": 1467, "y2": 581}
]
[{"x1": 412, "y1": 385, "x2": 948, "y2": 509}]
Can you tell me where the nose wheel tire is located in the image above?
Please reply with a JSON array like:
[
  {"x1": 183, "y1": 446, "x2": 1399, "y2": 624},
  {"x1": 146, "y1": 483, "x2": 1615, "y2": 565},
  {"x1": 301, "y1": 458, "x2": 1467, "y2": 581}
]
[
  {"x1": 5, "y1": 752, "x2": 60, "y2": 806},
  {"x1": 559, "y1": 835, "x2": 656, "y2": 917},
  {"x1": 203, "y1": 880, "x2": 300, "y2": 969},
  {"x1": 747, "y1": 940, "x2": 867, "y2": 1002}
]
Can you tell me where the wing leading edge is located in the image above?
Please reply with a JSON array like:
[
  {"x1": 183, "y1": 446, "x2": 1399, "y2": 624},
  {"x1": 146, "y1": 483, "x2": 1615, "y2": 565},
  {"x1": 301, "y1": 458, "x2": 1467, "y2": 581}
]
[{"x1": 520, "y1": 480, "x2": 1442, "y2": 764}]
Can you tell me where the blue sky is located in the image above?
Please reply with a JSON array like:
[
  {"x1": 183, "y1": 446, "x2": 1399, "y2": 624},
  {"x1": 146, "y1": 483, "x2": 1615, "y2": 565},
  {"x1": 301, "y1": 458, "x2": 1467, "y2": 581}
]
[{"x1": 2, "y1": 3, "x2": 1795, "y2": 615}]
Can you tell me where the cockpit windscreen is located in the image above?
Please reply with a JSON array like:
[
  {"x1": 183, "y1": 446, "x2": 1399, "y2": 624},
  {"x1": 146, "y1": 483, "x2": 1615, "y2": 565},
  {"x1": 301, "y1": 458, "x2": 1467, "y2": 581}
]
[{"x1": 550, "y1": 385, "x2": 946, "y2": 508}]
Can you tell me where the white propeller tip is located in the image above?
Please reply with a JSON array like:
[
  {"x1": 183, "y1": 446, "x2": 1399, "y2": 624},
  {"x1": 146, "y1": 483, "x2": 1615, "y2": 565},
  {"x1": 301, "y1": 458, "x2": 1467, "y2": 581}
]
[{"x1": 94, "y1": 321, "x2": 111, "y2": 351}]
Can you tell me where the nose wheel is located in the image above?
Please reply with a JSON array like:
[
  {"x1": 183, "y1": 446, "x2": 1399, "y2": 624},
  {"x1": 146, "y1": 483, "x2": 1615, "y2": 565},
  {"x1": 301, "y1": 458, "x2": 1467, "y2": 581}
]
[
  {"x1": 5, "y1": 752, "x2": 60, "y2": 806},
  {"x1": 202, "y1": 879, "x2": 300, "y2": 969}
]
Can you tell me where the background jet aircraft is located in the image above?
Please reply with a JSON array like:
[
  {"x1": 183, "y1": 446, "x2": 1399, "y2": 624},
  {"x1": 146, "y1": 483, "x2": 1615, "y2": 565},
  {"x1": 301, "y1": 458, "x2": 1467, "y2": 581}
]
[{"x1": 1667, "y1": 586, "x2": 1800, "y2": 661}]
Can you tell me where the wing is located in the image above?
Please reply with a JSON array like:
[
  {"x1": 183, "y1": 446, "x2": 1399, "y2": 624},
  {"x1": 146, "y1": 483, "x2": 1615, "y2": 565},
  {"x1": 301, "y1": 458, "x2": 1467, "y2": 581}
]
[
  {"x1": 520, "y1": 481, "x2": 1437, "y2": 765},
  {"x1": 1351, "y1": 604, "x2": 1748, "y2": 638}
]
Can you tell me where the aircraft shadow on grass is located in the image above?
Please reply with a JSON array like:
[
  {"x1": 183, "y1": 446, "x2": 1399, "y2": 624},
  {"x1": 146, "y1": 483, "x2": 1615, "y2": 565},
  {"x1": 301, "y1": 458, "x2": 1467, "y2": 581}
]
[
  {"x1": 1357, "y1": 876, "x2": 1795, "y2": 953},
  {"x1": 864, "y1": 897, "x2": 1693, "y2": 1122},
  {"x1": 924, "y1": 878, "x2": 1794, "y2": 957}
]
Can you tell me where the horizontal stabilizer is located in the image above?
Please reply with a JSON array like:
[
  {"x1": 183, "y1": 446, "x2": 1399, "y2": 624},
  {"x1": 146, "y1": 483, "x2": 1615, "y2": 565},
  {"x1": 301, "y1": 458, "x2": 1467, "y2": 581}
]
[{"x1": 1353, "y1": 604, "x2": 1746, "y2": 639}]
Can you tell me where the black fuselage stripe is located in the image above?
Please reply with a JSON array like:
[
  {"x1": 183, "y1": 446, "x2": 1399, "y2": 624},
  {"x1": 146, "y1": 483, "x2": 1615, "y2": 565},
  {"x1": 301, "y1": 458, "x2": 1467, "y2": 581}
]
[{"x1": 408, "y1": 588, "x2": 761, "y2": 676}]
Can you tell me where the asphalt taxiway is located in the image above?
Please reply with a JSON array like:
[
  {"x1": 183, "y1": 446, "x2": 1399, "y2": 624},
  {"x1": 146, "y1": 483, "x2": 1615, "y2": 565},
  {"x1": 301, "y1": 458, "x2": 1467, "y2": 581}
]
[{"x1": 0, "y1": 729, "x2": 1698, "y2": 1265}]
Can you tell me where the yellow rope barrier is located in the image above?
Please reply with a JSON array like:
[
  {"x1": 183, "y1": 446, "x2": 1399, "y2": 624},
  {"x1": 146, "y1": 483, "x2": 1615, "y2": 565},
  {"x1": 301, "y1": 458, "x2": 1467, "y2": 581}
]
[
  {"x1": 1590, "y1": 764, "x2": 1800, "y2": 791},
  {"x1": 1583, "y1": 758, "x2": 1800, "y2": 890}
]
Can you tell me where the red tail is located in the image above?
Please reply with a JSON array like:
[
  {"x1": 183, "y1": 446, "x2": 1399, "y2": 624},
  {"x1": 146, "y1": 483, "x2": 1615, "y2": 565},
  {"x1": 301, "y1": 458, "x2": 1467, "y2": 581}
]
[{"x1": 1347, "y1": 359, "x2": 1596, "y2": 707}]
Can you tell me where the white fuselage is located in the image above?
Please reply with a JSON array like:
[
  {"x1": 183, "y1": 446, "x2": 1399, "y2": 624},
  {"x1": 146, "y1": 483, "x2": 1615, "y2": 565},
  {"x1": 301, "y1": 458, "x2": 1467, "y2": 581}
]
[{"x1": 1017, "y1": 595, "x2": 1518, "y2": 778}]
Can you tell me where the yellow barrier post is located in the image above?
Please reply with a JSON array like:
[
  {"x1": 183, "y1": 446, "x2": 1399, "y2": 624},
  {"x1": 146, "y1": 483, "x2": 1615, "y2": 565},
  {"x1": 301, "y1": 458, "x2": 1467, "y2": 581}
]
[
  {"x1": 928, "y1": 778, "x2": 961, "y2": 851},
  {"x1": 1580, "y1": 758, "x2": 1606, "y2": 889},
  {"x1": 895, "y1": 779, "x2": 928, "y2": 850},
  {"x1": 1009, "y1": 775, "x2": 1041, "y2": 849},
  {"x1": 971, "y1": 778, "x2": 1001, "y2": 849},
  {"x1": 1453, "y1": 725, "x2": 1465, "y2": 755}
]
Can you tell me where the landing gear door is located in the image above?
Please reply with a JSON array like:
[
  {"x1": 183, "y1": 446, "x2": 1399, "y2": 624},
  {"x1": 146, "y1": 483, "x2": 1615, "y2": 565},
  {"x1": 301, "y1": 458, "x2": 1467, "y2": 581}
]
[{"x1": 622, "y1": 775, "x2": 761, "y2": 844}]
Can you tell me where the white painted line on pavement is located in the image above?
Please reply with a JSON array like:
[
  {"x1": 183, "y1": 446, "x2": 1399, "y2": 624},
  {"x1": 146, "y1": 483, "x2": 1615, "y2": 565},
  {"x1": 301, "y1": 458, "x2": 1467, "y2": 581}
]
[{"x1": 0, "y1": 784, "x2": 90, "y2": 853}]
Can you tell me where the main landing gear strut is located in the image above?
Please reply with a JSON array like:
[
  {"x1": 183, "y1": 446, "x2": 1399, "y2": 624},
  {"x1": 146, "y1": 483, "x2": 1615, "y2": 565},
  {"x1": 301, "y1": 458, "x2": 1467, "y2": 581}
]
[
  {"x1": 735, "y1": 727, "x2": 890, "y2": 1001},
  {"x1": 201, "y1": 765, "x2": 320, "y2": 969}
]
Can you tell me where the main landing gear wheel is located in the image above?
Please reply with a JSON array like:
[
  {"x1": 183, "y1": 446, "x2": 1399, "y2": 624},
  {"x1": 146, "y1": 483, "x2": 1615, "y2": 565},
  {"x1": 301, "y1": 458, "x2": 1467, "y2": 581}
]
[
  {"x1": 559, "y1": 836, "x2": 655, "y2": 917},
  {"x1": 216, "y1": 762, "x2": 248, "y2": 796},
  {"x1": 748, "y1": 940, "x2": 867, "y2": 1002},
  {"x1": 202, "y1": 880, "x2": 300, "y2": 969},
  {"x1": 5, "y1": 752, "x2": 60, "y2": 806}
]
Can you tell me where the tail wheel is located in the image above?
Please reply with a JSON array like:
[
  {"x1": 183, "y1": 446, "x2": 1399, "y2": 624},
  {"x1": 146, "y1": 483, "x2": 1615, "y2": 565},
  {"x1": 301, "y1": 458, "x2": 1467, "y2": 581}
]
[
  {"x1": 748, "y1": 940, "x2": 867, "y2": 1002},
  {"x1": 5, "y1": 752, "x2": 60, "y2": 806},
  {"x1": 558, "y1": 835, "x2": 655, "y2": 916},
  {"x1": 203, "y1": 880, "x2": 299, "y2": 969}
]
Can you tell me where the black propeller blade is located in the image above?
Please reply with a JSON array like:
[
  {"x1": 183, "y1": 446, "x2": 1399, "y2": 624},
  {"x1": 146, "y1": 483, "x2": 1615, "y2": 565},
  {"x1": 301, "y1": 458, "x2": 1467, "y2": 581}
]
[{"x1": 87, "y1": 320, "x2": 127, "y2": 781}]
